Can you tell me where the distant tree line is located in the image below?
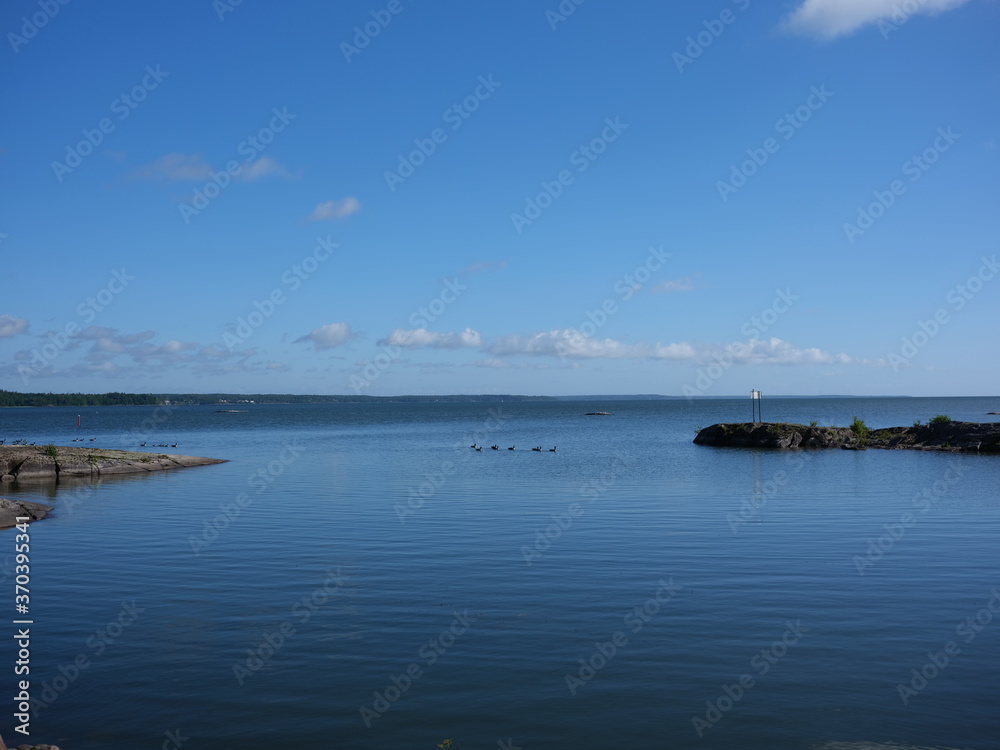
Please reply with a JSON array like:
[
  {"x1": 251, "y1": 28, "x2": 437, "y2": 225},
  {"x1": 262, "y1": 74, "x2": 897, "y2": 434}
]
[
  {"x1": 156, "y1": 393, "x2": 556, "y2": 405},
  {"x1": 0, "y1": 391, "x2": 555, "y2": 407},
  {"x1": 0, "y1": 390, "x2": 160, "y2": 407}
]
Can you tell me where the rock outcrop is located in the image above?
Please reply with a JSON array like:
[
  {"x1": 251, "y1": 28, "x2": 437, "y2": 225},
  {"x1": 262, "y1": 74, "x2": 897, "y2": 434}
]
[
  {"x1": 0, "y1": 497, "x2": 54, "y2": 528},
  {"x1": 0, "y1": 445, "x2": 226, "y2": 483},
  {"x1": 694, "y1": 421, "x2": 1000, "y2": 453}
]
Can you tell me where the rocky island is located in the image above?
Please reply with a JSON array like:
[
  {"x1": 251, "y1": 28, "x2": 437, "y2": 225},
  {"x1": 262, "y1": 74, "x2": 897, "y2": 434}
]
[
  {"x1": 0, "y1": 445, "x2": 226, "y2": 482},
  {"x1": 694, "y1": 420, "x2": 1000, "y2": 453},
  {"x1": 0, "y1": 446, "x2": 227, "y2": 527}
]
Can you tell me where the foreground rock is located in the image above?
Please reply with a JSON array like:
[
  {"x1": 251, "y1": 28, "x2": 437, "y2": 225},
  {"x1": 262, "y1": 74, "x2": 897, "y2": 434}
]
[
  {"x1": 0, "y1": 497, "x2": 54, "y2": 528},
  {"x1": 0, "y1": 445, "x2": 227, "y2": 483},
  {"x1": 0, "y1": 735, "x2": 62, "y2": 749},
  {"x1": 694, "y1": 421, "x2": 1000, "y2": 453}
]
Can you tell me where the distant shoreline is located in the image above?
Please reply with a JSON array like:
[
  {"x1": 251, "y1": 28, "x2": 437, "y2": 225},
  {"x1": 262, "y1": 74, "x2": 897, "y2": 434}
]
[{"x1": 1, "y1": 390, "x2": 996, "y2": 408}]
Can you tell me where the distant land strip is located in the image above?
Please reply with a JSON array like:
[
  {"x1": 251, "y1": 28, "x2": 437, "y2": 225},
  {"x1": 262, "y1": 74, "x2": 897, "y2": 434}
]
[
  {"x1": 0, "y1": 390, "x2": 557, "y2": 407},
  {"x1": 3, "y1": 390, "x2": 980, "y2": 408}
]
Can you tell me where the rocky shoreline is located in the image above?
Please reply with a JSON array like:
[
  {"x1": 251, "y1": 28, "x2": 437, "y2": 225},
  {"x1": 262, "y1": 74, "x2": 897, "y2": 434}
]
[
  {"x1": 694, "y1": 421, "x2": 1000, "y2": 453},
  {"x1": 0, "y1": 445, "x2": 227, "y2": 483},
  {"x1": 0, "y1": 497, "x2": 54, "y2": 529}
]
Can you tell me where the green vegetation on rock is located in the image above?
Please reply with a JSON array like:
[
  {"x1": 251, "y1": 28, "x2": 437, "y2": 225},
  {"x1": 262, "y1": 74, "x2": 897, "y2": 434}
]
[{"x1": 850, "y1": 416, "x2": 870, "y2": 447}]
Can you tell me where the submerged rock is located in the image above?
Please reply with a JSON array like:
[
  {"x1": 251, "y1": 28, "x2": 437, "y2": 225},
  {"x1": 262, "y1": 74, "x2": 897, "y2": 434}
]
[{"x1": 694, "y1": 421, "x2": 1000, "y2": 453}]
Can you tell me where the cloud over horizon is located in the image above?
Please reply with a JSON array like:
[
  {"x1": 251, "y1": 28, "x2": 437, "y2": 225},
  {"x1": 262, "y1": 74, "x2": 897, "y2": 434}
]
[
  {"x1": 379, "y1": 328, "x2": 483, "y2": 350},
  {"x1": 294, "y1": 322, "x2": 356, "y2": 350},
  {"x1": 374, "y1": 327, "x2": 862, "y2": 366},
  {"x1": 0, "y1": 315, "x2": 29, "y2": 338}
]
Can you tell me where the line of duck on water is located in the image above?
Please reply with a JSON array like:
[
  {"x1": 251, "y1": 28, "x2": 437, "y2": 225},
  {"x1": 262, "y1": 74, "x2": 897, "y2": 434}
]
[{"x1": 470, "y1": 444, "x2": 556, "y2": 452}]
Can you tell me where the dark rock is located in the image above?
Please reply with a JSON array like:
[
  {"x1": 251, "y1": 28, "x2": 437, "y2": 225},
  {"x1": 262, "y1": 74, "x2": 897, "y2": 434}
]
[
  {"x1": 0, "y1": 446, "x2": 226, "y2": 485},
  {"x1": 0, "y1": 497, "x2": 54, "y2": 528},
  {"x1": 693, "y1": 422, "x2": 859, "y2": 450},
  {"x1": 694, "y1": 421, "x2": 1000, "y2": 453}
]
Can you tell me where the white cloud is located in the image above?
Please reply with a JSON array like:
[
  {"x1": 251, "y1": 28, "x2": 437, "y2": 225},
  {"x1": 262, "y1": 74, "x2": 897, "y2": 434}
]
[
  {"x1": 461, "y1": 259, "x2": 509, "y2": 277},
  {"x1": 0, "y1": 315, "x2": 29, "y2": 338},
  {"x1": 131, "y1": 153, "x2": 293, "y2": 182},
  {"x1": 727, "y1": 337, "x2": 854, "y2": 365},
  {"x1": 294, "y1": 322, "x2": 356, "y2": 350},
  {"x1": 130, "y1": 153, "x2": 213, "y2": 181},
  {"x1": 379, "y1": 327, "x2": 482, "y2": 349},
  {"x1": 374, "y1": 326, "x2": 859, "y2": 367},
  {"x1": 468, "y1": 358, "x2": 512, "y2": 368},
  {"x1": 651, "y1": 277, "x2": 695, "y2": 294},
  {"x1": 781, "y1": 0, "x2": 972, "y2": 38},
  {"x1": 237, "y1": 156, "x2": 294, "y2": 181},
  {"x1": 306, "y1": 197, "x2": 361, "y2": 221},
  {"x1": 3, "y1": 326, "x2": 270, "y2": 381}
]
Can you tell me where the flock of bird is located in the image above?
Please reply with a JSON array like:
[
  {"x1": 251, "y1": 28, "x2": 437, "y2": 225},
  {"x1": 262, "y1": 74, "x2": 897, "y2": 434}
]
[
  {"x1": 470, "y1": 443, "x2": 556, "y2": 452},
  {"x1": 0, "y1": 438, "x2": 177, "y2": 448}
]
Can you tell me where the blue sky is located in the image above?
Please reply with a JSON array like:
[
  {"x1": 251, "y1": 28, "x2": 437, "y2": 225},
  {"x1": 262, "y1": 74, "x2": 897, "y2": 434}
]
[{"x1": 1, "y1": 0, "x2": 997, "y2": 396}]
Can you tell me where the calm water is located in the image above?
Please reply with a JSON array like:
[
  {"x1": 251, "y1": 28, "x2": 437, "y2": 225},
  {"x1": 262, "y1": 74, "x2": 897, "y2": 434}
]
[{"x1": 1, "y1": 397, "x2": 998, "y2": 749}]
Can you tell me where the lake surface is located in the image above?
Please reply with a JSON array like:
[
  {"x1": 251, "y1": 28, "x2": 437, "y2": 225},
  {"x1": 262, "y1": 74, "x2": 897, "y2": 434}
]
[{"x1": 2, "y1": 397, "x2": 998, "y2": 749}]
